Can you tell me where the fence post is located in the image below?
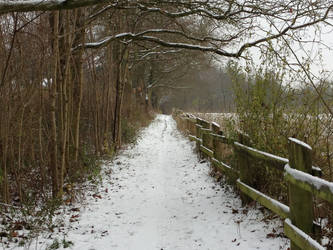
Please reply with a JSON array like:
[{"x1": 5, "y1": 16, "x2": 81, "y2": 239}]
[
  {"x1": 236, "y1": 132, "x2": 253, "y2": 205},
  {"x1": 212, "y1": 130, "x2": 220, "y2": 160},
  {"x1": 202, "y1": 130, "x2": 212, "y2": 150},
  {"x1": 195, "y1": 118, "x2": 201, "y2": 137},
  {"x1": 212, "y1": 124, "x2": 224, "y2": 177},
  {"x1": 212, "y1": 122, "x2": 223, "y2": 136},
  {"x1": 195, "y1": 119, "x2": 203, "y2": 156},
  {"x1": 180, "y1": 116, "x2": 186, "y2": 131},
  {"x1": 187, "y1": 118, "x2": 193, "y2": 136},
  {"x1": 185, "y1": 117, "x2": 190, "y2": 134},
  {"x1": 287, "y1": 138, "x2": 315, "y2": 250},
  {"x1": 211, "y1": 123, "x2": 221, "y2": 159}
]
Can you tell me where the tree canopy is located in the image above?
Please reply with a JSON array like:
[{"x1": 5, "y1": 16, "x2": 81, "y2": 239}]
[{"x1": 1, "y1": 0, "x2": 332, "y2": 59}]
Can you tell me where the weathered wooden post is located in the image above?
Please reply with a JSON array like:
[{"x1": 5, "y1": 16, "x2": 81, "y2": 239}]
[
  {"x1": 184, "y1": 114, "x2": 193, "y2": 135},
  {"x1": 197, "y1": 119, "x2": 210, "y2": 159},
  {"x1": 195, "y1": 118, "x2": 201, "y2": 137},
  {"x1": 201, "y1": 128, "x2": 214, "y2": 159},
  {"x1": 180, "y1": 116, "x2": 186, "y2": 131},
  {"x1": 212, "y1": 123, "x2": 221, "y2": 160},
  {"x1": 185, "y1": 117, "x2": 190, "y2": 134},
  {"x1": 212, "y1": 122, "x2": 223, "y2": 136},
  {"x1": 211, "y1": 122, "x2": 222, "y2": 175},
  {"x1": 287, "y1": 138, "x2": 315, "y2": 250},
  {"x1": 195, "y1": 118, "x2": 203, "y2": 155},
  {"x1": 202, "y1": 130, "x2": 211, "y2": 149},
  {"x1": 236, "y1": 132, "x2": 253, "y2": 205},
  {"x1": 190, "y1": 118, "x2": 196, "y2": 136}
]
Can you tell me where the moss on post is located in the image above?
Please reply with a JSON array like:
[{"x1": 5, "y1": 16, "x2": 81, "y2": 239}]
[
  {"x1": 201, "y1": 128, "x2": 212, "y2": 159},
  {"x1": 287, "y1": 138, "x2": 315, "y2": 250},
  {"x1": 236, "y1": 132, "x2": 253, "y2": 205}
]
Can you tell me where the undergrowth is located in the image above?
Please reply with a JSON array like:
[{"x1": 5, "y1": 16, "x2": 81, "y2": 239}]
[{"x1": 0, "y1": 110, "x2": 155, "y2": 249}]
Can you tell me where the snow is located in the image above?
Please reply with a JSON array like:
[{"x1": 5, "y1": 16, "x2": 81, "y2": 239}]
[
  {"x1": 200, "y1": 145, "x2": 214, "y2": 156},
  {"x1": 312, "y1": 166, "x2": 322, "y2": 172},
  {"x1": 284, "y1": 219, "x2": 324, "y2": 250},
  {"x1": 237, "y1": 180, "x2": 290, "y2": 217},
  {"x1": 211, "y1": 122, "x2": 220, "y2": 128},
  {"x1": 13, "y1": 115, "x2": 289, "y2": 249},
  {"x1": 84, "y1": 33, "x2": 134, "y2": 48},
  {"x1": 288, "y1": 138, "x2": 312, "y2": 150},
  {"x1": 212, "y1": 157, "x2": 233, "y2": 171},
  {"x1": 234, "y1": 142, "x2": 289, "y2": 164},
  {"x1": 285, "y1": 164, "x2": 333, "y2": 194},
  {"x1": 194, "y1": 112, "x2": 238, "y2": 121}
]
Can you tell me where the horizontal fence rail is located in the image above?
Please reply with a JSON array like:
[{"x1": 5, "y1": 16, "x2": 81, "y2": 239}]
[{"x1": 173, "y1": 110, "x2": 332, "y2": 250}]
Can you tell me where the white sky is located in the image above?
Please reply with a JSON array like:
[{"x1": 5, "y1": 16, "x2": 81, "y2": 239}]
[
  {"x1": 315, "y1": 25, "x2": 333, "y2": 79},
  {"x1": 221, "y1": 17, "x2": 333, "y2": 85}
]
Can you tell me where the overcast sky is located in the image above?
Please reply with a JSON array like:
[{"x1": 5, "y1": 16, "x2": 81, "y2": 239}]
[{"x1": 221, "y1": 18, "x2": 333, "y2": 85}]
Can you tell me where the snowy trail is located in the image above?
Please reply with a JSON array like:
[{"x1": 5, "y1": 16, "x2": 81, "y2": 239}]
[{"x1": 34, "y1": 115, "x2": 288, "y2": 250}]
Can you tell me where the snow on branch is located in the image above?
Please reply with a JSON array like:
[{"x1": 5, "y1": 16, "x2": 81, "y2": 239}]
[
  {"x1": 79, "y1": 1, "x2": 333, "y2": 59},
  {"x1": 0, "y1": 0, "x2": 111, "y2": 14},
  {"x1": 80, "y1": 32, "x2": 237, "y2": 57}
]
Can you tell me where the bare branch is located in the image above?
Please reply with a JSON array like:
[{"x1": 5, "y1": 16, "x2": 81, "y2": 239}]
[{"x1": 0, "y1": 0, "x2": 111, "y2": 14}]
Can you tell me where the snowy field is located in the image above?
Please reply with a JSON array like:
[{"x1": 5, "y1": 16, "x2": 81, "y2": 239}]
[{"x1": 12, "y1": 115, "x2": 289, "y2": 250}]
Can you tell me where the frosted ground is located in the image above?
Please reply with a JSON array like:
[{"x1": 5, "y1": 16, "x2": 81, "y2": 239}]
[{"x1": 13, "y1": 115, "x2": 289, "y2": 250}]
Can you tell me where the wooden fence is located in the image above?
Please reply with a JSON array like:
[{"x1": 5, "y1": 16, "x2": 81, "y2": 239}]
[{"x1": 173, "y1": 110, "x2": 333, "y2": 250}]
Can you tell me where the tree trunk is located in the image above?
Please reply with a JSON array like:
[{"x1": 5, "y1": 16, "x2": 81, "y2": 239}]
[
  {"x1": 112, "y1": 45, "x2": 129, "y2": 149},
  {"x1": 72, "y1": 8, "x2": 85, "y2": 165},
  {"x1": 49, "y1": 11, "x2": 59, "y2": 198}
]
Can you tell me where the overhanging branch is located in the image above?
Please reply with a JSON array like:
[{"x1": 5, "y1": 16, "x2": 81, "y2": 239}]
[{"x1": 0, "y1": 0, "x2": 112, "y2": 14}]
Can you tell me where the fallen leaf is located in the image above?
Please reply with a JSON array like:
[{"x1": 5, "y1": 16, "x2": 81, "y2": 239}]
[
  {"x1": 232, "y1": 209, "x2": 239, "y2": 214},
  {"x1": 266, "y1": 233, "x2": 277, "y2": 238},
  {"x1": 10, "y1": 231, "x2": 18, "y2": 237},
  {"x1": 92, "y1": 194, "x2": 102, "y2": 199}
]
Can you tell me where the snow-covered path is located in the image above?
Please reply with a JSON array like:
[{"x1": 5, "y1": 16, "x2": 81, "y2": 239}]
[{"x1": 41, "y1": 115, "x2": 289, "y2": 250}]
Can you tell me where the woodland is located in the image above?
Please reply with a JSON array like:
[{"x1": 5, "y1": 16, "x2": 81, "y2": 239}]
[{"x1": 0, "y1": 0, "x2": 333, "y2": 246}]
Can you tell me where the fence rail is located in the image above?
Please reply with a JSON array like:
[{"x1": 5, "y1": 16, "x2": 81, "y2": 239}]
[{"x1": 173, "y1": 110, "x2": 332, "y2": 250}]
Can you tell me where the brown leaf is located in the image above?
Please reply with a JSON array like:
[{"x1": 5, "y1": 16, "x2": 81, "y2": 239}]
[
  {"x1": 93, "y1": 194, "x2": 102, "y2": 199},
  {"x1": 266, "y1": 233, "x2": 277, "y2": 238},
  {"x1": 64, "y1": 199, "x2": 72, "y2": 204},
  {"x1": 10, "y1": 231, "x2": 18, "y2": 237}
]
